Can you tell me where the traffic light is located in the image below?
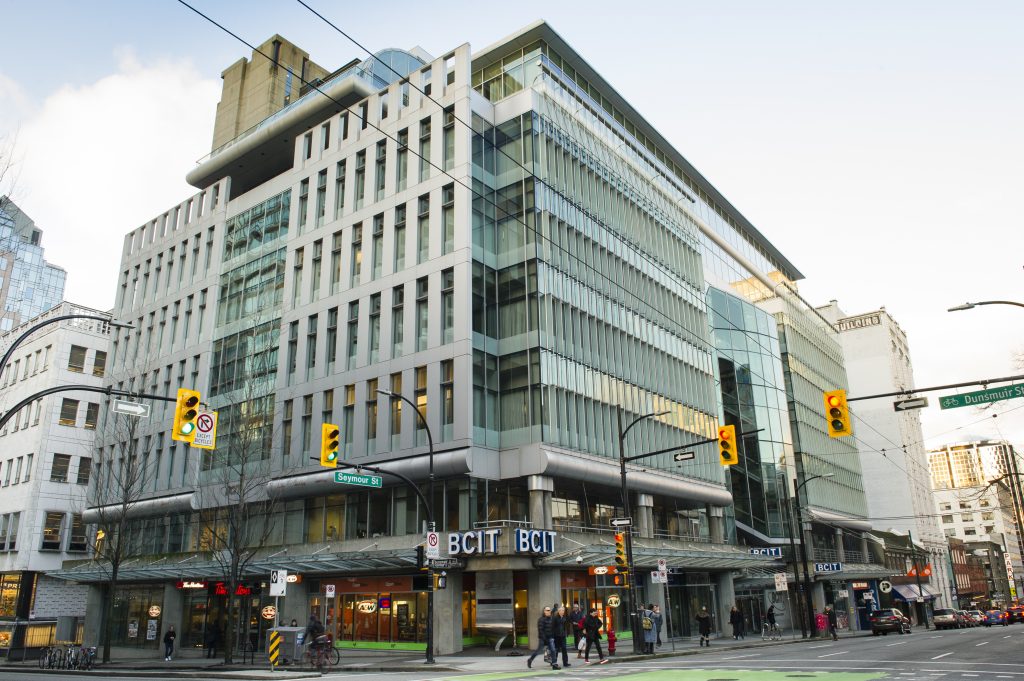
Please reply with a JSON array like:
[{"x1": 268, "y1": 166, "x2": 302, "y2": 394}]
[
  {"x1": 614, "y1": 532, "x2": 627, "y2": 567},
  {"x1": 172, "y1": 388, "x2": 200, "y2": 443},
  {"x1": 416, "y1": 546, "x2": 426, "y2": 570},
  {"x1": 824, "y1": 390, "x2": 851, "y2": 437},
  {"x1": 320, "y1": 423, "x2": 340, "y2": 467},
  {"x1": 718, "y1": 424, "x2": 738, "y2": 466}
]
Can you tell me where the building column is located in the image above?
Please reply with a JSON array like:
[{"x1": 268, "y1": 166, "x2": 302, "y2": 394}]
[
  {"x1": 432, "y1": 570, "x2": 464, "y2": 655},
  {"x1": 528, "y1": 475, "x2": 553, "y2": 530},
  {"x1": 162, "y1": 582, "x2": 185, "y2": 653},
  {"x1": 281, "y1": 580, "x2": 308, "y2": 627},
  {"x1": 716, "y1": 571, "x2": 735, "y2": 637},
  {"x1": 708, "y1": 506, "x2": 725, "y2": 544},
  {"x1": 835, "y1": 528, "x2": 845, "y2": 562},
  {"x1": 860, "y1": 534, "x2": 870, "y2": 561},
  {"x1": 83, "y1": 585, "x2": 105, "y2": 647},
  {"x1": 636, "y1": 494, "x2": 654, "y2": 539},
  {"x1": 527, "y1": 569, "x2": 560, "y2": 649}
]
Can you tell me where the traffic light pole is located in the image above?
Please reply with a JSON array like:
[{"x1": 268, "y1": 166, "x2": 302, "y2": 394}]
[{"x1": 617, "y1": 406, "x2": 645, "y2": 655}]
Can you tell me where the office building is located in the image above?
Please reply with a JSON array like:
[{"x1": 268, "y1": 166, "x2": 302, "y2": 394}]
[{"x1": 0, "y1": 198, "x2": 67, "y2": 333}]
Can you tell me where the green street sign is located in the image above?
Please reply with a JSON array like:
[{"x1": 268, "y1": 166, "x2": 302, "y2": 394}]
[
  {"x1": 939, "y1": 383, "x2": 1024, "y2": 410},
  {"x1": 334, "y1": 471, "x2": 383, "y2": 488}
]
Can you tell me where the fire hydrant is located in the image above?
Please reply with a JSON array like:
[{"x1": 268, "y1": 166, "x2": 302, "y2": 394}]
[{"x1": 606, "y1": 626, "x2": 617, "y2": 656}]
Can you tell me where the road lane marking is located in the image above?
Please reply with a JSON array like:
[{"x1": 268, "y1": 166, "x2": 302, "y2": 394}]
[
  {"x1": 722, "y1": 654, "x2": 760, "y2": 659},
  {"x1": 1005, "y1": 635, "x2": 1013, "y2": 639},
  {"x1": 977, "y1": 641, "x2": 989, "y2": 646},
  {"x1": 818, "y1": 651, "x2": 849, "y2": 658},
  {"x1": 932, "y1": 653, "x2": 954, "y2": 659},
  {"x1": 886, "y1": 641, "x2": 907, "y2": 646},
  {"x1": 807, "y1": 643, "x2": 832, "y2": 648}
]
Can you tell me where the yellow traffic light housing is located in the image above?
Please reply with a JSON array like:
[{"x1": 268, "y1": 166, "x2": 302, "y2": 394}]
[
  {"x1": 718, "y1": 424, "x2": 738, "y2": 466},
  {"x1": 613, "y1": 532, "x2": 627, "y2": 567},
  {"x1": 824, "y1": 390, "x2": 852, "y2": 437},
  {"x1": 172, "y1": 388, "x2": 201, "y2": 443},
  {"x1": 320, "y1": 423, "x2": 341, "y2": 467}
]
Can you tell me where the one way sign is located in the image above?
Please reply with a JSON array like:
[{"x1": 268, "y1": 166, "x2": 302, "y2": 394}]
[{"x1": 893, "y1": 397, "x2": 928, "y2": 412}]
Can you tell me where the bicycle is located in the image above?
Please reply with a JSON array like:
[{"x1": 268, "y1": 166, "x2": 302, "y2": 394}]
[
  {"x1": 761, "y1": 622, "x2": 782, "y2": 641},
  {"x1": 304, "y1": 635, "x2": 340, "y2": 670}
]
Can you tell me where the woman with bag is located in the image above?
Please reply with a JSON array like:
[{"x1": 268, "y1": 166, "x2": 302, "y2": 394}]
[{"x1": 582, "y1": 607, "x2": 608, "y2": 664}]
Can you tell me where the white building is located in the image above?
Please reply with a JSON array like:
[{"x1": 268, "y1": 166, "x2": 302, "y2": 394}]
[
  {"x1": 817, "y1": 303, "x2": 951, "y2": 607},
  {"x1": 0, "y1": 302, "x2": 112, "y2": 656}
]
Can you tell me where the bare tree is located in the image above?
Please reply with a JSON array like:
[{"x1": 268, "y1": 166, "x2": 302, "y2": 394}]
[
  {"x1": 0, "y1": 132, "x2": 21, "y2": 222},
  {"x1": 85, "y1": 412, "x2": 155, "y2": 663}
]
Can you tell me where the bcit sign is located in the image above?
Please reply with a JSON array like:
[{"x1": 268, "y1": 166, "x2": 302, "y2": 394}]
[
  {"x1": 749, "y1": 547, "x2": 783, "y2": 558},
  {"x1": 445, "y1": 529, "x2": 557, "y2": 556},
  {"x1": 815, "y1": 562, "x2": 842, "y2": 573}
]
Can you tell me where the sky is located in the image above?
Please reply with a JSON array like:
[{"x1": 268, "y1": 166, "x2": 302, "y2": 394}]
[{"x1": 1, "y1": 0, "x2": 1022, "y2": 451}]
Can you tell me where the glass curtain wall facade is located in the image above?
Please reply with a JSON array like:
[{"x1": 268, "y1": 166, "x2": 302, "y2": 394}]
[
  {"x1": 0, "y1": 199, "x2": 66, "y2": 332},
  {"x1": 708, "y1": 287, "x2": 793, "y2": 540}
]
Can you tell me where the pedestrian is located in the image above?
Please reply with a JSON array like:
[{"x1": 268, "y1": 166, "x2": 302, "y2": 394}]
[
  {"x1": 204, "y1": 623, "x2": 220, "y2": 658},
  {"x1": 290, "y1": 619, "x2": 298, "y2": 627},
  {"x1": 695, "y1": 606, "x2": 712, "y2": 647},
  {"x1": 652, "y1": 604, "x2": 664, "y2": 647},
  {"x1": 729, "y1": 605, "x2": 744, "y2": 640},
  {"x1": 826, "y1": 605, "x2": 838, "y2": 641},
  {"x1": 641, "y1": 603, "x2": 656, "y2": 654},
  {"x1": 527, "y1": 606, "x2": 560, "y2": 670},
  {"x1": 163, "y1": 624, "x2": 176, "y2": 661},
  {"x1": 569, "y1": 602, "x2": 585, "y2": 657},
  {"x1": 551, "y1": 605, "x2": 572, "y2": 667},
  {"x1": 582, "y1": 607, "x2": 608, "y2": 664}
]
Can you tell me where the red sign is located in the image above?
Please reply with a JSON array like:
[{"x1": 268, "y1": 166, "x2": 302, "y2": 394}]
[
  {"x1": 588, "y1": 566, "x2": 619, "y2": 576},
  {"x1": 213, "y1": 582, "x2": 253, "y2": 596},
  {"x1": 176, "y1": 580, "x2": 207, "y2": 590}
]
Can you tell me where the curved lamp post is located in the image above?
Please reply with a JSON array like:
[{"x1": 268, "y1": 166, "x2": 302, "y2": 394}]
[
  {"x1": 792, "y1": 472, "x2": 834, "y2": 639},
  {"x1": 948, "y1": 300, "x2": 1024, "y2": 312},
  {"x1": 1, "y1": 314, "x2": 131, "y2": 374}
]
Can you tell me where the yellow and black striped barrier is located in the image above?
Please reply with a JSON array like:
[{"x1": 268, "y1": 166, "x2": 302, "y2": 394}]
[{"x1": 268, "y1": 630, "x2": 281, "y2": 669}]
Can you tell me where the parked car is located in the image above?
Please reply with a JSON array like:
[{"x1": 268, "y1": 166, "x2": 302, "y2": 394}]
[
  {"x1": 983, "y1": 609, "x2": 1009, "y2": 626},
  {"x1": 1006, "y1": 606, "x2": 1024, "y2": 623},
  {"x1": 968, "y1": 610, "x2": 986, "y2": 624},
  {"x1": 932, "y1": 608, "x2": 959, "y2": 630},
  {"x1": 870, "y1": 608, "x2": 912, "y2": 635}
]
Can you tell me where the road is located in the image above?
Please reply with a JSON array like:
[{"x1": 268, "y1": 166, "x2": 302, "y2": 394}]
[{"x1": 17, "y1": 626, "x2": 1024, "y2": 681}]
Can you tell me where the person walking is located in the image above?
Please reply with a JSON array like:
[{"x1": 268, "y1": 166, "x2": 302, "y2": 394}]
[
  {"x1": 204, "y1": 623, "x2": 220, "y2": 658},
  {"x1": 569, "y1": 602, "x2": 585, "y2": 658},
  {"x1": 652, "y1": 604, "x2": 664, "y2": 647},
  {"x1": 551, "y1": 605, "x2": 572, "y2": 668},
  {"x1": 640, "y1": 603, "x2": 657, "y2": 654},
  {"x1": 527, "y1": 606, "x2": 560, "y2": 670},
  {"x1": 163, "y1": 625, "x2": 176, "y2": 661},
  {"x1": 695, "y1": 606, "x2": 712, "y2": 647},
  {"x1": 729, "y1": 606, "x2": 744, "y2": 640},
  {"x1": 582, "y1": 607, "x2": 608, "y2": 664},
  {"x1": 826, "y1": 605, "x2": 838, "y2": 641}
]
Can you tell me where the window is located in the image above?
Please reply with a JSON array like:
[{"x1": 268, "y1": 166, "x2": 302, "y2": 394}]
[
  {"x1": 41, "y1": 512, "x2": 63, "y2": 550},
  {"x1": 346, "y1": 301, "x2": 359, "y2": 370},
  {"x1": 392, "y1": 285, "x2": 405, "y2": 357},
  {"x1": 416, "y1": 276, "x2": 429, "y2": 352},
  {"x1": 84, "y1": 403, "x2": 99, "y2": 430},
  {"x1": 282, "y1": 400, "x2": 293, "y2": 461},
  {"x1": 964, "y1": 528, "x2": 977, "y2": 536},
  {"x1": 316, "y1": 169, "x2": 327, "y2": 227},
  {"x1": 350, "y1": 223, "x2": 363, "y2": 287},
  {"x1": 979, "y1": 499, "x2": 991, "y2": 508},
  {"x1": 299, "y1": 178, "x2": 310, "y2": 228},
  {"x1": 441, "y1": 359, "x2": 454, "y2": 440},
  {"x1": 23, "y1": 454, "x2": 31, "y2": 482},
  {"x1": 369, "y1": 293, "x2": 381, "y2": 364},
  {"x1": 394, "y1": 204, "x2": 407, "y2": 272},
  {"x1": 77, "y1": 458, "x2": 91, "y2": 485},
  {"x1": 417, "y1": 194, "x2": 430, "y2": 264},
  {"x1": 415, "y1": 365, "x2": 428, "y2": 446},
  {"x1": 302, "y1": 395, "x2": 313, "y2": 456},
  {"x1": 311, "y1": 239, "x2": 323, "y2": 301},
  {"x1": 287, "y1": 321, "x2": 299, "y2": 383},
  {"x1": 306, "y1": 315, "x2": 319, "y2": 380},
  {"x1": 2, "y1": 462, "x2": 10, "y2": 487},
  {"x1": 941, "y1": 515, "x2": 954, "y2": 523},
  {"x1": 396, "y1": 128, "x2": 409, "y2": 192},
  {"x1": 326, "y1": 307, "x2": 338, "y2": 375},
  {"x1": 303, "y1": 132, "x2": 313, "y2": 159},
  {"x1": 371, "y1": 214, "x2": 384, "y2": 280},
  {"x1": 68, "y1": 345, "x2": 87, "y2": 372},
  {"x1": 442, "y1": 268, "x2": 454, "y2": 344},
  {"x1": 443, "y1": 106, "x2": 455, "y2": 171},
  {"x1": 292, "y1": 247, "x2": 304, "y2": 306},
  {"x1": 940, "y1": 502, "x2": 951, "y2": 511},
  {"x1": 390, "y1": 373, "x2": 402, "y2": 448},
  {"x1": 321, "y1": 121, "x2": 331, "y2": 150},
  {"x1": 68, "y1": 514, "x2": 86, "y2": 551},
  {"x1": 959, "y1": 502, "x2": 971, "y2": 510},
  {"x1": 334, "y1": 160, "x2": 347, "y2": 220},
  {"x1": 366, "y1": 378, "x2": 378, "y2": 456},
  {"x1": 322, "y1": 389, "x2": 334, "y2": 427},
  {"x1": 354, "y1": 150, "x2": 366, "y2": 210},
  {"x1": 51, "y1": 454, "x2": 71, "y2": 483},
  {"x1": 375, "y1": 140, "x2": 387, "y2": 202},
  {"x1": 59, "y1": 398, "x2": 79, "y2": 426},
  {"x1": 342, "y1": 385, "x2": 355, "y2": 457},
  {"x1": 331, "y1": 230, "x2": 343, "y2": 294},
  {"x1": 419, "y1": 116, "x2": 431, "y2": 182},
  {"x1": 442, "y1": 183, "x2": 455, "y2": 254},
  {"x1": 13, "y1": 457, "x2": 22, "y2": 485}
]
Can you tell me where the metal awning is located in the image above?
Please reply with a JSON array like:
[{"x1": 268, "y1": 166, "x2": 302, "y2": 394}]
[
  {"x1": 892, "y1": 583, "x2": 938, "y2": 601},
  {"x1": 539, "y1": 540, "x2": 783, "y2": 571},
  {"x1": 49, "y1": 549, "x2": 419, "y2": 584}
]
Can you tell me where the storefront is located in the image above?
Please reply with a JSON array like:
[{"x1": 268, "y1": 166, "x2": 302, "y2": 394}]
[
  {"x1": 109, "y1": 585, "x2": 165, "y2": 649},
  {"x1": 178, "y1": 580, "x2": 271, "y2": 651},
  {"x1": 312, "y1": 575, "x2": 429, "y2": 649}
]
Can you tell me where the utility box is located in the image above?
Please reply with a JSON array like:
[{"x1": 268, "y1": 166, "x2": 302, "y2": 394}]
[{"x1": 268, "y1": 626, "x2": 305, "y2": 665}]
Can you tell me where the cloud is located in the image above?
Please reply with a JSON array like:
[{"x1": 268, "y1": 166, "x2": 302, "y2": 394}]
[{"x1": 10, "y1": 51, "x2": 220, "y2": 310}]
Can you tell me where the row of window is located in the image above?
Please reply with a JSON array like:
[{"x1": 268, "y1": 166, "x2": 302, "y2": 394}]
[
  {"x1": 126, "y1": 183, "x2": 220, "y2": 257},
  {"x1": 113, "y1": 291, "x2": 211, "y2": 366},
  {"x1": 121, "y1": 227, "x2": 216, "y2": 313},
  {"x1": 0, "y1": 454, "x2": 31, "y2": 486},
  {"x1": 938, "y1": 499, "x2": 992, "y2": 511},
  {"x1": 0, "y1": 398, "x2": 43, "y2": 435},
  {"x1": 49, "y1": 453, "x2": 90, "y2": 484},
  {"x1": 58, "y1": 398, "x2": 99, "y2": 429},
  {"x1": 1, "y1": 344, "x2": 106, "y2": 387},
  {"x1": 941, "y1": 512, "x2": 997, "y2": 523}
]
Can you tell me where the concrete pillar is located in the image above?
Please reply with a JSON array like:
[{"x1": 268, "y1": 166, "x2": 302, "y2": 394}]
[
  {"x1": 526, "y1": 569, "x2": 560, "y2": 649},
  {"x1": 281, "y1": 580, "x2": 308, "y2": 627},
  {"x1": 835, "y1": 528, "x2": 845, "y2": 562},
  {"x1": 860, "y1": 534, "x2": 870, "y2": 561},
  {"x1": 636, "y1": 494, "x2": 654, "y2": 539},
  {"x1": 162, "y1": 582, "x2": 185, "y2": 650},
  {"x1": 432, "y1": 570, "x2": 464, "y2": 655},
  {"x1": 715, "y1": 571, "x2": 735, "y2": 637},
  {"x1": 528, "y1": 475, "x2": 554, "y2": 530},
  {"x1": 708, "y1": 505, "x2": 725, "y2": 544},
  {"x1": 811, "y1": 581, "x2": 826, "y2": 627},
  {"x1": 83, "y1": 585, "x2": 105, "y2": 647}
]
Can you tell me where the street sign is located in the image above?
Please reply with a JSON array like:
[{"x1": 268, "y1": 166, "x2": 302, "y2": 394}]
[
  {"x1": 673, "y1": 451, "x2": 696, "y2": 462},
  {"x1": 269, "y1": 570, "x2": 287, "y2": 597},
  {"x1": 879, "y1": 580, "x2": 893, "y2": 594},
  {"x1": 425, "y1": 531, "x2": 441, "y2": 559},
  {"x1": 610, "y1": 517, "x2": 633, "y2": 527},
  {"x1": 940, "y1": 383, "x2": 1024, "y2": 410},
  {"x1": 650, "y1": 571, "x2": 667, "y2": 584},
  {"x1": 325, "y1": 584, "x2": 336, "y2": 597},
  {"x1": 334, "y1": 471, "x2": 382, "y2": 488},
  {"x1": 657, "y1": 558, "x2": 667, "y2": 571},
  {"x1": 111, "y1": 399, "x2": 151, "y2": 418},
  {"x1": 815, "y1": 562, "x2": 842, "y2": 573},
  {"x1": 191, "y1": 410, "x2": 218, "y2": 450},
  {"x1": 774, "y1": 573, "x2": 788, "y2": 592},
  {"x1": 428, "y1": 558, "x2": 464, "y2": 569},
  {"x1": 838, "y1": 589, "x2": 849, "y2": 599},
  {"x1": 750, "y1": 547, "x2": 784, "y2": 558},
  {"x1": 893, "y1": 397, "x2": 929, "y2": 412}
]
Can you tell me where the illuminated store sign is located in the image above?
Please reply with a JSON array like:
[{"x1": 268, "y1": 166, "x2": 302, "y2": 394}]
[{"x1": 514, "y1": 529, "x2": 556, "y2": 554}]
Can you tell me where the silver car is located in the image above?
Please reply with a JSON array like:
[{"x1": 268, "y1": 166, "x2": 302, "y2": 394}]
[{"x1": 932, "y1": 608, "x2": 958, "y2": 630}]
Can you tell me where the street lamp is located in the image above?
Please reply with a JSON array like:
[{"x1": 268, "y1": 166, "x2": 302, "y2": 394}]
[
  {"x1": 948, "y1": 300, "x2": 1024, "y2": 312},
  {"x1": 377, "y1": 388, "x2": 436, "y2": 664},
  {"x1": 617, "y1": 406, "x2": 669, "y2": 654},
  {"x1": 792, "y1": 472, "x2": 834, "y2": 639},
  {"x1": 0, "y1": 313, "x2": 132, "y2": 373}
]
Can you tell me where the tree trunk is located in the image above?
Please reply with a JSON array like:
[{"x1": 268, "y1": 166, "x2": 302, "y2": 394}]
[{"x1": 101, "y1": 569, "x2": 119, "y2": 663}]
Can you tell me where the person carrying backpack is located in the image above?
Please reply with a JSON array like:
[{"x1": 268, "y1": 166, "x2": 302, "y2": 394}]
[{"x1": 641, "y1": 603, "x2": 656, "y2": 654}]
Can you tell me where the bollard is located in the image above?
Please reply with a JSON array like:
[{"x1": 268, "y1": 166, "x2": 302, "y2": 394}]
[{"x1": 268, "y1": 630, "x2": 281, "y2": 671}]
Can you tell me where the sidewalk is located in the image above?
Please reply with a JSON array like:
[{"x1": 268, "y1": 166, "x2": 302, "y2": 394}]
[{"x1": 0, "y1": 630, "x2": 871, "y2": 678}]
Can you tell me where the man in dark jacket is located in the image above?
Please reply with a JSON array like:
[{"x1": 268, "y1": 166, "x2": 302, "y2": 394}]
[
  {"x1": 527, "y1": 606, "x2": 559, "y2": 670},
  {"x1": 568, "y1": 602, "x2": 585, "y2": 657},
  {"x1": 729, "y1": 605, "x2": 744, "y2": 640},
  {"x1": 826, "y1": 605, "x2": 838, "y2": 641},
  {"x1": 695, "y1": 606, "x2": 712, "y2": 647},
  {"x1": 582, "y1": 607, "x2": 608, "y2": 664},
  {"x1": 551, "y1": 605, "x2": 572, "y2": 667},
  {"x1": 163, "y1": 625, "x2": 176, "y2": 661}
]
